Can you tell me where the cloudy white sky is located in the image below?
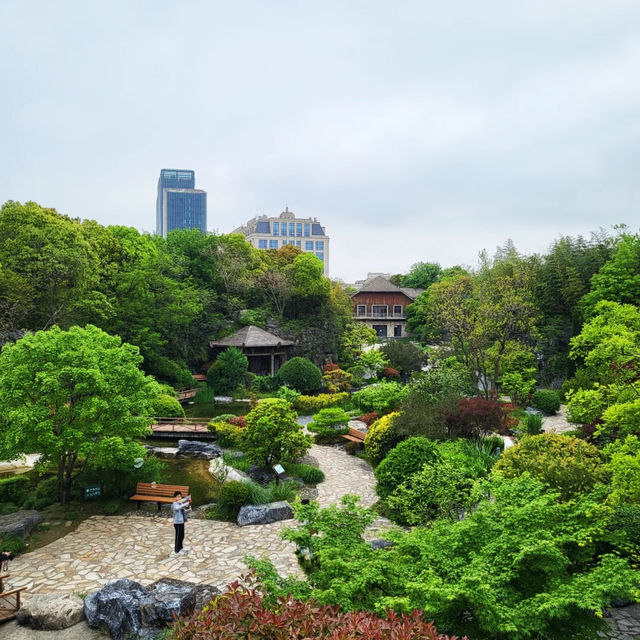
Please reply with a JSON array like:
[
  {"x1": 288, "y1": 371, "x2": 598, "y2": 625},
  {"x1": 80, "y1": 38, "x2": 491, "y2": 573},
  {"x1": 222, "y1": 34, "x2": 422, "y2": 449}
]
[{"x1": 1, "y1": 1, "x2": 639, "y2": 281}]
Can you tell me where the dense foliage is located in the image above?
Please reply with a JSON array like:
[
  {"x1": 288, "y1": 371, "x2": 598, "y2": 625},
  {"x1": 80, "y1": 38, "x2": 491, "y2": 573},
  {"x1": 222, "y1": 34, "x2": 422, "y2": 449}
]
[
  {"x1": 353, "y1": 382, "x2": 409, "y2": 414},
  {"x1": 169, "y1": 576, "x2": 464, "y2": 640},
  {"x1": 207, "y1": 346, "x2": 248, "y2": 394},
  {"x1": 0, "y1": 324, "x2": 159, "y2": 502}
]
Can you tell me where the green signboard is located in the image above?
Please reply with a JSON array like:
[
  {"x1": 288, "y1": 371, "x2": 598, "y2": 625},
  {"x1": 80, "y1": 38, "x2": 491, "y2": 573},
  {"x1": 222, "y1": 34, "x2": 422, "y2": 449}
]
[{"x1": 84, "y1": 484, "x2": 102, "y2": 499}]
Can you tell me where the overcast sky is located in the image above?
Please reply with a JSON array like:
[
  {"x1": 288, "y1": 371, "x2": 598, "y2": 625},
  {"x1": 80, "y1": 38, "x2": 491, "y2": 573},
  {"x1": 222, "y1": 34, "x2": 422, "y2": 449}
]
[{"x1": 1, "y1": 1, "x2": 639, "y2": 281}]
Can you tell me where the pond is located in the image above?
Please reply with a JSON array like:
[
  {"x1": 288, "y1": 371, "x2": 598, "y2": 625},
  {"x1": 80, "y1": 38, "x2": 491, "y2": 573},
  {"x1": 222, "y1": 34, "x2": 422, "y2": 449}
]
[
  {"x1": 183, "y1": 401, "x2": 249, "y2": 420},
  {"x1": 159, "y1": 457, "x2": 217, "y2": 507}
]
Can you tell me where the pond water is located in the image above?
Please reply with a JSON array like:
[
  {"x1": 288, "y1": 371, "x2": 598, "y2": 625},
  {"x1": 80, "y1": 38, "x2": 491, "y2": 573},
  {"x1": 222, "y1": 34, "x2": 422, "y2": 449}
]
[
  {"x1": 159, "y1": 457, "x2": 217, "y2": 507},
  {"x1": 183, "y1": 402, "x2": 249, "y2": 420}
]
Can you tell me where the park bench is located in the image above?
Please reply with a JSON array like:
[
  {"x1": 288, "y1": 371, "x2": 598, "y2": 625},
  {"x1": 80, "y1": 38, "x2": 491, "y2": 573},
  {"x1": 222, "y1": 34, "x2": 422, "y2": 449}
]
[
  {"x1": 0, "y1": 573, "x2": 27, "y2": 622},
  {"x1": 342, "y1": 427, "x2": 366, "y2": 444},
  {"x1": 129, "y1": 483, "x2": 189, "y2": 512}
]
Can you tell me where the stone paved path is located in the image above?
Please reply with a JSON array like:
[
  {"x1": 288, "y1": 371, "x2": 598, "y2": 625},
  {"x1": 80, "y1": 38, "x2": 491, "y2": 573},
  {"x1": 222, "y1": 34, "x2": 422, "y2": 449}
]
[
  {"x1": 4, "y1": 436, "x2": 387, "y2": 598},
  {"x1": 541, "y1": 405, "x2": 575, "y2": 434}
]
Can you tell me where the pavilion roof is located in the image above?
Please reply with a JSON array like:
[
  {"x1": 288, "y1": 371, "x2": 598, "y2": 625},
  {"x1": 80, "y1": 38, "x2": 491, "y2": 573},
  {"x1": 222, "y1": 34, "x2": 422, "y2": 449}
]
[{"x1": 209, "y1": 325, "x2": 295, "y2": 349}]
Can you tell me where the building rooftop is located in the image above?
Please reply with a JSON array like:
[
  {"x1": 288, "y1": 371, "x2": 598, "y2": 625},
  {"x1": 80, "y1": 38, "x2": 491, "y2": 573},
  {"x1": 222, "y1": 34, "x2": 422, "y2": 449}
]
[
  {"x1": 209, "y1": 325, "x2": 295, "y2": 348},
  {"x1": 352, "y1": 275, "x2": 423, "y2": 300}
]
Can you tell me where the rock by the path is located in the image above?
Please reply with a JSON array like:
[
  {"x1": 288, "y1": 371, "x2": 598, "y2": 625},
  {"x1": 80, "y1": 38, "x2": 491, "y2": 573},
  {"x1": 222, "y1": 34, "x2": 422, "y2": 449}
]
[
  {"x1": 17, "y1": 593, "x2": 85, "y2": 630},
  {"x1": 237, "y1": 501, "x2": 294, "y2": 526},
  {"x1": 177, "y1": 440, "x2": 222, "y2": 459},
  {"x1": 84, "y1": 578, "x2": 150, "y2": 639},
  {"x1": 147, "y1": 578, "x2": 220, "y2": 613},
  {"x1": 139, "y1": 579, "x2": 196, "y2": 628},
  {"x1": 247, "y1": 465, "x2": 277, "y2": 484},
  {"x1": 146, "y1": 446, "x2": 179, "y2": 459},
  {"x1": 369, "y1": 539, "x2": 395, "y2": 550},
  {"x1": 0, "y1": 510, "x2": 42, "y2": 539},
  {"x1": 209, "y1": 458, "x2": 250, "y2": 483}
]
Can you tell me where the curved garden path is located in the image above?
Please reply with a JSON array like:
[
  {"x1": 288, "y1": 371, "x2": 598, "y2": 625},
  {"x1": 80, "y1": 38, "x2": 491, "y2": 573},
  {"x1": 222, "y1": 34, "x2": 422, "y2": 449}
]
[{"x1": 4, "y1": 438, "x2": 387, "y2": 598}]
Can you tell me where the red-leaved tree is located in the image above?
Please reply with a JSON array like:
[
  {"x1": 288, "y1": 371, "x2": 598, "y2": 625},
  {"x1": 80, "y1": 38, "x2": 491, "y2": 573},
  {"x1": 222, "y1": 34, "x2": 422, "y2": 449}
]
[{"x1": 445, "y1": 397, "x2": 515, "y2": 439}]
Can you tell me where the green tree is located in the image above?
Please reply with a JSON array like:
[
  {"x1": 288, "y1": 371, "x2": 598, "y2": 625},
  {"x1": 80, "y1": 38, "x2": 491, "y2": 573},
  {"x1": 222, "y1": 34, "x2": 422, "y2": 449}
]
[
  {"x1": 566, "y1": 300, "x2": 640, "y2": 438},
  {"x1": 338, "y1": 322, "x2": 377, "y2": 369},
  {"x1": 380, "y1": 340, "x2": 424, "y2": 380},
  {"x1": 0, "y1": 201, "x2": 102, "y2": 330},
  {"x1": 0, "y1": 325, "x2": 160, "y2": 503},
  {"x1": 207, "y1": 347, "x2": 249, "y2": 394},
  {"x1": 400, "y1": 261, "x2": 443, "y2": 289},
  {"x1": 276, "y1": 357, "x2": 323, "y2": 393},
  {"x1": 243, "y1": 399, "x2": 312, "y2": 468}
]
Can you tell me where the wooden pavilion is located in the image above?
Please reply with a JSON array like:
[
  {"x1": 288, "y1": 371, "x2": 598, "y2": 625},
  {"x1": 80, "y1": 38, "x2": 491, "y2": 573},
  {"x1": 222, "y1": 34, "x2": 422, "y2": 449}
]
[{"x1": 209, "y1": 326, "x2": 295, "y2": 376}]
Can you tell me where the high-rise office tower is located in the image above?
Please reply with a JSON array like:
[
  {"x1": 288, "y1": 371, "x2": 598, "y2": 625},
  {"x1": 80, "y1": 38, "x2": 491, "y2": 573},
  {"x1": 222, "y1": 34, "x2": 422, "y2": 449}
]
[{"x1": 156, "y1": 169, "x2": 207, "y2": 237}]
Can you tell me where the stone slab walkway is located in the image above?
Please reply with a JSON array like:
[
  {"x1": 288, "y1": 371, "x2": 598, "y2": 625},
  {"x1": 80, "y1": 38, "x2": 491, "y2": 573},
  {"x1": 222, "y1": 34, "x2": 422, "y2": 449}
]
[{"x1": 4, "y1": 436, "x2": 388, "y2": 599}]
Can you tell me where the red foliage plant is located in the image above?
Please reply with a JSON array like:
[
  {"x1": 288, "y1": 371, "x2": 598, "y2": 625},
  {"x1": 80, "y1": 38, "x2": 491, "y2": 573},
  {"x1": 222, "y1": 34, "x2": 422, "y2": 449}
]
[
  {"x1": 359, "y1": 411, "x2": 380, "y2": 426},
  {"x1": 169, "y1": 579, "x2": 467, "y2": 640},
  {"x1": 381, "y1": 366, "x2": 400, "y2": 379},
  {"x1": 445, "y1": 397, "x2": 516, "y2": 439},
  {"x1": 229, "y1": 415, "x2": 247, "y2": 428},
  {"x1": 324, "y1": 362, "x2": 340, "y2": 373}
]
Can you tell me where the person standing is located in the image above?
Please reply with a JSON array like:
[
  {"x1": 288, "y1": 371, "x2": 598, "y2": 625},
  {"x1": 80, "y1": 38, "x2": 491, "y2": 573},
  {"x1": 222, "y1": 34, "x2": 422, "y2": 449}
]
[{"x1": 172, "y1": 491, "x2": 191, "y2": 554}]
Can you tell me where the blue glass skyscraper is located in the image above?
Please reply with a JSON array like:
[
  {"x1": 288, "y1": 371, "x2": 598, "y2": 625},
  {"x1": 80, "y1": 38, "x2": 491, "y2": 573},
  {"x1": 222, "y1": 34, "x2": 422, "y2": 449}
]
[{"x1": 156, "y1": 169, "x2": 207, "y2": 237}]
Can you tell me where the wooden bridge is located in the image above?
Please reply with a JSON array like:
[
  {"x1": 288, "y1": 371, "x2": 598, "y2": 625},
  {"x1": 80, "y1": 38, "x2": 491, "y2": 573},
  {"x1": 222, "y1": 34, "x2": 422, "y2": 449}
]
[
  {"x1": 149, "y1": 417, "x2": 213, "y2": 439},
  {"x1": 177, "y1": 388, "x2": 198, "y2": 403}
]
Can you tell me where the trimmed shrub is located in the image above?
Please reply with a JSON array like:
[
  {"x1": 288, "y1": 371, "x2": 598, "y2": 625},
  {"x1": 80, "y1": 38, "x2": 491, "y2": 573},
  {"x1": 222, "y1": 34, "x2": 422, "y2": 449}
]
[
  {"x1": 493, "y1": 433, "x2": 607, "y2": 499},
  {"x1": 150, "y1": 394, "x2": 185, "y2": 418},
  {"x1": 295, "y1": 392, "x2": 349, "y2": 413},
  {"x1": 610, "y1": 504, "x2": 640, "y2": 563},
  {"x1": 532, "y1": 389, "x2": 561, "y2": 415},
  {"x1": 276, "y1": 357, "x2": 323, "y2": 394},
  {"x1": 34, "y1": 476, "x2": 60, "y2": 506},
  {"x1": 0, "y1": 474, "x2": 30, "y2": 505},
  {"x1": 374, "y1": 437, "x2": 440, "y2": 498},
  {"x1": 215, "y1": 481, "x2": 253, "y2": 520},
  {"x1": 252, "y1": 375, "x2": 278, "y2": 393},
  {"x1": 385, "y1": 461, "x2": 474, "y2": 525},
  {"x1": 207, "y1": 347, "x2": 249, "y2": 394},
  {"x1": 380, "y1": 340, "x2": 424, "y2": 379},
  {"x1": 169, "y1": 580, "x2": 459, "y2": 640},
  {"x1": 208, "y1": 420, "x2": 245, "y2": 447},
  {"x1": 353, "y1": 382, "x2": 409, "y2": 414},
  {"x1": 364, "y1": 412, "x2": 401, "y2": 466},
  {"x1": 0, "y1": 502, "x2": 18, "y2": 515},
  {"x1": 282, "y1": 462, "x2": 325, "y2": 484},
  {"x1": 0, "y1": 534, "x2": 27, "y2": 555},
  {"x1": 358, "y1": 411, "x2": 379, "y2": 426},
  {"x1": 307, "y1": 408, "x2": 351, "y2": 443},
  {"x1": 381, "y1": 366, "x2": 400, "y2": 379},
  {"x1": 323, "y1": 367, "x2": 353, "y2": 393}
]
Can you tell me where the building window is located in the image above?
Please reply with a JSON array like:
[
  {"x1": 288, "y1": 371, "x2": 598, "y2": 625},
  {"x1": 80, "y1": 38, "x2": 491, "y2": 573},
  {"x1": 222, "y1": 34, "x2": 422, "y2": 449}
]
[
  {"x1": 296, "y1": 240, "x2": 301, "y2": 247},
  {"x1": 282, "y1": 240, "x2": 288, "y2": 247},
  {"x1": 357, "y1": 305, "x2": 366, "y2": 316},
  {"x1": 296, "y1": 222, "x2": 302, "y2": 236},
  {"x1": 289, "y1": 222, "x2": 295, "y2": 236},
  {"x1": 269, "y1": 240, "x2": 278, "y2": 249},
  {"x1": 393, "y1": 305, "x2": 403, "y2": 317},
  {"x1": 315, "y1": 252, "x2": 324, "y2": 261},
  {"x1": 305, "y1": 240, "x2": 314, "y2": 250},
  {"x1": 315, "y1": 240, "x2": 324, "y2": 250},
  {"x1": 372, "y1": 305, "x2": 387, "y2": 318},
  {"x1": 373, "y1": 324, "x2": 388, "y2": 338},
  {"x1": 304, "y1": 223, "x2": 310, "y2": 237},
  {"x1": 394, "y1": 325, "x2": 402, "y2": 337},
  {"x1": 258, "y1": 239, "x2": 267, "y2": 249},
  {"x1": 273, "y1": 221, "x2": 279, "y2": 236}
]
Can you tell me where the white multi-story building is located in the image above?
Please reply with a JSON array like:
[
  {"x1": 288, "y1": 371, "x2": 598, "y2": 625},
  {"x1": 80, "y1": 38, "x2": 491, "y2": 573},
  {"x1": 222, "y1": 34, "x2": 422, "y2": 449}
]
[{"x1": 232, "y1": 207, "x2": 330, "y2": 275}]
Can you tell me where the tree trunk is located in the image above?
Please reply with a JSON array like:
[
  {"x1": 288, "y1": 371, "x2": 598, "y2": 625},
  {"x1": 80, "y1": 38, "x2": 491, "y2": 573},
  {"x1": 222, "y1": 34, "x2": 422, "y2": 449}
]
[{"x1": 57, "y1": 457, "x2": 66, "y2": 504}]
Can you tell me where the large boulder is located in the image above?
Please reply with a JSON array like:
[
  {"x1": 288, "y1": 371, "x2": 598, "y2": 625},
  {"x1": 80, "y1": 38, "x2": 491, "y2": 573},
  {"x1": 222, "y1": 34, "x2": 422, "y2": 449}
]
[
  {"x1": 209, "y1": 458, "x2": 250, "y2": 484},
  {"x1": 177, "y1": 440, "x2": 222, "y2": 459},
  {"x1": 84, "y1": 577, "x2": 220, "y2": 639},
  {"x1": 146, "y1": 446, "x2": 178, "y2": 459},
  {"x1": 247, "y1": 465, "x2": 277, "y2": 484},
  {"x1": 0, "y1": 510, "x2": 42, "y2": 539},
  {"x1": 237, "y1": 501, "x2": 294, "y2": 526},
  {"x1": 17, "y1": 593, "x2": 85, "y2": 630},
  {"x1": 84, "y1": 579, "x2": 149, "y2": 640}
]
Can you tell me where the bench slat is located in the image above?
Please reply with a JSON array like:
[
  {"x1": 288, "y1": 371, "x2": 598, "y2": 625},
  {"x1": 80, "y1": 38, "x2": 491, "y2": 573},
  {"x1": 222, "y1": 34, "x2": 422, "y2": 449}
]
[{"x1": 129, "y1": 483, "x2": 189, "y2": 503}]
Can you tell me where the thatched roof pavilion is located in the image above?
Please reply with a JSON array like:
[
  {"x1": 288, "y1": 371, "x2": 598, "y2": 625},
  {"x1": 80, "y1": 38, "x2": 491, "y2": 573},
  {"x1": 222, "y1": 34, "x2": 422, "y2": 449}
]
[{"x1": 208, "y1": 326, "x2": 295, "y2": 376}]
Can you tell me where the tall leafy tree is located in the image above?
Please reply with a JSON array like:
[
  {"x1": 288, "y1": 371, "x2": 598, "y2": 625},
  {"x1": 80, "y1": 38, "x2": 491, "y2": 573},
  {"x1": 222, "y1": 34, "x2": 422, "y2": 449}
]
[{"x1": 0, "y1": 325, "x2": 161, "y2": 503}]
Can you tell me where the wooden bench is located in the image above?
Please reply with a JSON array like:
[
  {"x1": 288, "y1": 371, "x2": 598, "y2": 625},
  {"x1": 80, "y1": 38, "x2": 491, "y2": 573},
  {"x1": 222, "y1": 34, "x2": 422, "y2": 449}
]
[
  {"x1": 0, "y1": 574, "x2": 27, "y2": 623},
  {"x1": 129, "y1": 483, "x2": 189, "y2": 512},
  {"x1": 342, "y1": 427, "x2": 366, "y2": 444}
]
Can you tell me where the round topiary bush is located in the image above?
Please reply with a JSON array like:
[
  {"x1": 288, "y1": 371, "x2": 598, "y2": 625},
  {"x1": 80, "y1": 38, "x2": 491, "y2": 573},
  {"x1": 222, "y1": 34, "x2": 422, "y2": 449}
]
[
  {"x1": 364, "y1": 412, "x2": 401, "y2": 466},
  {"x1": 207, "y1": 347, "x2": 249, "y2": 394},
  {"x1": 276, "y1": 357, "x2": 323, "y2": 394},
  {"x1": 531, "y1": 389, "x2": 561, "y2": 415},
  {"x1": 151, "y1": 393, "x2": 186, "y2": 418},
  {"x1": 374, "y1": 437, "x2": 440, "y2": 498}
]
